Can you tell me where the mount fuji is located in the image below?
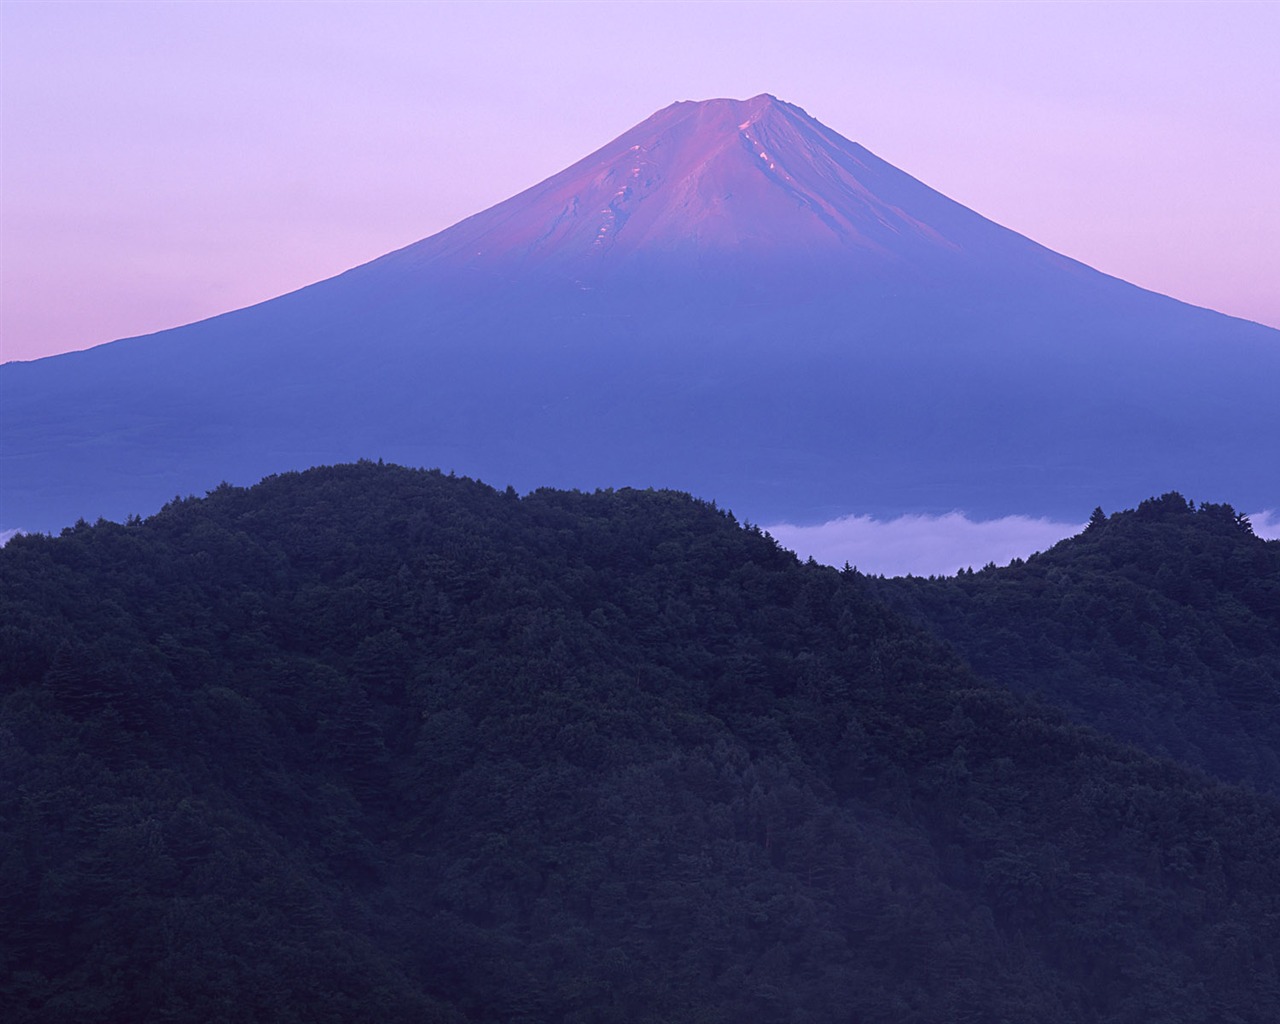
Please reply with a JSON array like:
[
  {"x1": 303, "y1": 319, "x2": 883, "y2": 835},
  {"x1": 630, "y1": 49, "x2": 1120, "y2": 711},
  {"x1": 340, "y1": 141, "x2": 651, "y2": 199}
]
[{"x1": 3, "y1": 95, "x2": 1278, "y2": 534}]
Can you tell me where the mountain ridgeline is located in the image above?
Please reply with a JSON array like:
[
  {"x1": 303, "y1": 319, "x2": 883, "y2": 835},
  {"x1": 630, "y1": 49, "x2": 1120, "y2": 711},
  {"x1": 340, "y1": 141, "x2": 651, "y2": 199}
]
[
  {"x1": 3, "y1": 95, "x2": 1278, "y2": 535},
  {"x1": 3, "y1": 463, "x2": 1280, "y2": 1022}
]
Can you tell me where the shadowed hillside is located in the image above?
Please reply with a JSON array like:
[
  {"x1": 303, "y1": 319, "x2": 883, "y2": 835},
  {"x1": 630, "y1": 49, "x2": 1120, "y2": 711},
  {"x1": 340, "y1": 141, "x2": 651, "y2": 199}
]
[
  {"x1": 860, "y1": 494, "x2": 1280, "y2": 795},
  {"x1": 3, "y1": 464, "x2": 1280, "y2": 1022}
]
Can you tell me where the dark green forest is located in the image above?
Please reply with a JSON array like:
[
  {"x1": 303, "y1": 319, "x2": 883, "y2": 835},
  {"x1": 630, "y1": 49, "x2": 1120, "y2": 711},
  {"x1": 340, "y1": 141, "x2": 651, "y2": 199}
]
[
  {"x1": 859, "y1": 494, "x2": 1280, "y2": 794},
  {"x1": 3, "y1": 463, "x2": 1279, "y2": 1022}
]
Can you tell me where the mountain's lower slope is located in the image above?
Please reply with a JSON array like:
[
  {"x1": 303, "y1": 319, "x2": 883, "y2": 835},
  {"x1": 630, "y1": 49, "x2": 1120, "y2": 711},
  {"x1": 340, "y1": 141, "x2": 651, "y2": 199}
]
[
  {"x1": 3, "y1": 464, "x2": 1280, "y2": 1021},
  {"x1": 860, "y1": 494, "x2": 1280, "y2": 795},
  {"x1": 4, "y1": 96, "x2": 1278, "y2": 534}
]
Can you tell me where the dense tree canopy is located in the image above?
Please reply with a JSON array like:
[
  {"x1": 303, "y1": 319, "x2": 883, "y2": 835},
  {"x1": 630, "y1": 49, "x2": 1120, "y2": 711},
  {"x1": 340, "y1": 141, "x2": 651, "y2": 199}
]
[
  {"x1": 3, "y1": 465, "x2": 1279, "y2": 1021},
  {"x1": 860, "y1": 493, "x2": 1280, "y2": 794}
]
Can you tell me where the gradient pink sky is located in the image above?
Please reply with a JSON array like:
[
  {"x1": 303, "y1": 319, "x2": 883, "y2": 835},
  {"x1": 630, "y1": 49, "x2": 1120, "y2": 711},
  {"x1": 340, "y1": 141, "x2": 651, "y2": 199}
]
[{"x1": 3, "y1": 1, "x2": 1278, "y2": 364}]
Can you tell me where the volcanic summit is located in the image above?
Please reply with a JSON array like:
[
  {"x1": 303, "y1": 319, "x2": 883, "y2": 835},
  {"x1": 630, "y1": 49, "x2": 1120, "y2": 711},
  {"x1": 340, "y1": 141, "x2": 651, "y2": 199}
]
[
  {"x1": 3, "y1": 95, "x2": 1278, "y2": 534},
  {"x1": 393, "y1": 95, "x2": 991, "y2": 272},
  {"x1": 319, "y1": 94, "x2": 1097, "y2": 299}
]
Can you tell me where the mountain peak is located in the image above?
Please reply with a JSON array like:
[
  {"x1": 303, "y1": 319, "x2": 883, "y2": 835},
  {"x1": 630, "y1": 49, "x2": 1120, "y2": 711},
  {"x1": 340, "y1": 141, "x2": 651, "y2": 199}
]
[
  {"x1": 7, "y1": 95, "x2": 1277, "y2": 540},
  {"x1": 382, "y1": 93, "x2": 993, "y2": 285},
  {"x1": 655, "y1": 93, "x2": 812, "y2": 144},
  {"x1": 668, "y1": 92, "x2": 787, "y2": 118}
]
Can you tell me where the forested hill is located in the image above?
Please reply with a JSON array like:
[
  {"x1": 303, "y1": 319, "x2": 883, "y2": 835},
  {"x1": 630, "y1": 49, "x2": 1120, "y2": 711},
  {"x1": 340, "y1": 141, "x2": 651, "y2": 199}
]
[
  {"x1": 859, "y1": 494, "x2": 1280, "y2": 795},
  {"x1": 4, "y1": 464, "x2": 1280, "y2": 1022}
]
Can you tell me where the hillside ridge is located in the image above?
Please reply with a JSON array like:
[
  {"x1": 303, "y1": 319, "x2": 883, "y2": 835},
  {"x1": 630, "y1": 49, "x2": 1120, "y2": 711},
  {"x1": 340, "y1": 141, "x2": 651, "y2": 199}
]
[{"x1": 4, "y1": 463, "x2": 1280, "y2": 1020}]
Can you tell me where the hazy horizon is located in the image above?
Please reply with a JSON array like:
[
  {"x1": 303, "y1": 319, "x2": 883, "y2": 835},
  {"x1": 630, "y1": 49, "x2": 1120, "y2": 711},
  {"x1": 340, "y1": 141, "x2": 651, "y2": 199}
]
[{"x1": 6, "y1": 502, "x2": 1278, "y2": 579}]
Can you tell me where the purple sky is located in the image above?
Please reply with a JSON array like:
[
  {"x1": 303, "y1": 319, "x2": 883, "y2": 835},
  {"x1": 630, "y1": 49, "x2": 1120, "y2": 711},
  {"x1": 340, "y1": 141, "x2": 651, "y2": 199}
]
[{"x1": 2, "y1": 1, "x2": 1277, "y2": 365}]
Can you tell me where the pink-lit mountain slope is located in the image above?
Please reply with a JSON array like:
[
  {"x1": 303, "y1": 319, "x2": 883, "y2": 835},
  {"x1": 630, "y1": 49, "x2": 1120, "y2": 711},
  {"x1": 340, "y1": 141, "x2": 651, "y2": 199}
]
[
  {"x1": 3, "y1": 96, "x2": 1278, "y2": 535},
  {"x1": 403, "y1": 95, "x2": 1008, "y2": 270},
  {"x1": 358, "y1": 94, "x2": 1085, "y2": 296}
]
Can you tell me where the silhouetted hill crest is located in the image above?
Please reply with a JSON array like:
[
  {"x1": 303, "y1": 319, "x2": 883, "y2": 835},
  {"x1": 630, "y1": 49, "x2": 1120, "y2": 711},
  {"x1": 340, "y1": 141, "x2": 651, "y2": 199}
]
[
  {"x1": 5, "y1": 463, "x2": 1280, "y2": 1020},
  {"x1": 863, "y1": 488, "x2": 1280, "y2": 794}
]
